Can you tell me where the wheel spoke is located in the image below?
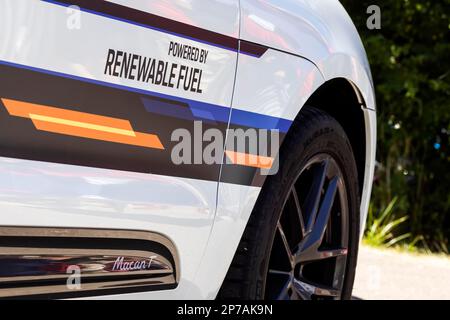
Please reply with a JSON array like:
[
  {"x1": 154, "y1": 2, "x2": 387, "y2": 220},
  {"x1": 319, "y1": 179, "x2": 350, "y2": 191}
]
[
  {"x1": 292, "y1": 278, "x2": 340, "y2": 300},
  {"x1": 290, "y1": 187, "x2": 306, "y2": 236},
  {"x1": 268, "y1": 269, "x2": 291, "y2": 277},
  {"x1": 303, "y1": 159, "x2": 329, "y2": 234},
  {"x1": 316, "y1": 248, "x2": 348, "y2": 260},
  {"x1": 276, "y1": 278, "x2": 291, "y2": 300},
  {"x1": 296, "y1": 177, "x2": 339, "y2": 263},
  {"x1": 277, "y1": 222, "x2": 293, "y2": 263},
  {"x1": 297, "y1": 248, "x2": 348, "y2": 264},
  {"x1": 332, "y1": 255, "x2": 347, "y2": 291}
]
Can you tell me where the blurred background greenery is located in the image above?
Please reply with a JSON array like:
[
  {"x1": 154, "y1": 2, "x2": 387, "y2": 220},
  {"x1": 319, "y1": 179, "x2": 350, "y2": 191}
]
[{"x1": 340, "y1": 0, "x2": 450, "y2": 253}]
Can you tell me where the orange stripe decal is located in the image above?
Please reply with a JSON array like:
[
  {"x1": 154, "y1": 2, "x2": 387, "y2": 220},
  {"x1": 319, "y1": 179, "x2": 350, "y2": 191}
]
[
  {"x1": 2, "y1": 98, "x2": 133, "y2": 130},
  {"x1": 225, "y1": 150, "x2": 274, "y2": 169},
  {"x1": 1, "y1": 98, "x2": 164, "y2": 150}
]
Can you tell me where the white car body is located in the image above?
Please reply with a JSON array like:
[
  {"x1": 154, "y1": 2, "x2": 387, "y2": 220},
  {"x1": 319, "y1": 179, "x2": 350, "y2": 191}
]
[{"x1": 0, "y1": 0, "x2": 375, "y2": 299}]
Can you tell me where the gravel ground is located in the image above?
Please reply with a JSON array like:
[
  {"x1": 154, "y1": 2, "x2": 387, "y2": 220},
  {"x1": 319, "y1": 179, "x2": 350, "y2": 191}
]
[{"x1": 352, "y1": 245, "x2": 450, "y2": 300}]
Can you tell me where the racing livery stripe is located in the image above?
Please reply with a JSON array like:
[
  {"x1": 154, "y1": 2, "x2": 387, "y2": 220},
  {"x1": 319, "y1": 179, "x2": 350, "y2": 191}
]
[
  {"x1": 1, "y1": 98, "x2": 164, "y2": 150},
  {"x1": 0, "y1": 62, "x2": 287, "y2": 187},
  {"x1": 0, "y1": 60, "x2": 291, "y2": 133},
  {"x1": 41, "y1": 0, "x2": 269, "y2": 58},
  {"x1": 225, "y1": 150, "x2": 274, "y2": 170}
]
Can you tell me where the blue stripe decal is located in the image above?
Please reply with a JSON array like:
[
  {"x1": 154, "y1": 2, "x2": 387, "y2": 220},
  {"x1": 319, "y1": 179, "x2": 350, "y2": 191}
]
[
  {"x1": 231, "y1": 111, "x2": 292, "y2": 133},
  {"x1": 0, "y1": 60, "x2": 292, "y2": 132},
  {"x1": 141, "y1": 97, "x2": 196, "y2": 122}
]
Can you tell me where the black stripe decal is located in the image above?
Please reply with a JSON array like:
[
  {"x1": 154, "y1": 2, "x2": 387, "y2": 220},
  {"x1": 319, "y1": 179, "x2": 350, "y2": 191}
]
[
  {"x1": 0, "y1": 63, "x2": 283, "y2": 187},
  {"x1": 43, "y1": 0, "x2": 269, "y2": 58}
]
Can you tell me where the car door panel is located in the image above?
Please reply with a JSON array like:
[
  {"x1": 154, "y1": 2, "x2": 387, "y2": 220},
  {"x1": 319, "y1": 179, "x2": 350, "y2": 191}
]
[{"x1": 0, "y1": 0, "x2": 239, "y2": 297}]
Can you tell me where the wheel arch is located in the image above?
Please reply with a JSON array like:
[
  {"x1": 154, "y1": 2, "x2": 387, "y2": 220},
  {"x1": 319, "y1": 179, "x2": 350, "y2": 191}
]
[
  {"x1": 292, "y1": 78, "x2": 369, "y2": 200},
  {"x1": 282, "y1": 76, "x2": 376, "y2": 238}
]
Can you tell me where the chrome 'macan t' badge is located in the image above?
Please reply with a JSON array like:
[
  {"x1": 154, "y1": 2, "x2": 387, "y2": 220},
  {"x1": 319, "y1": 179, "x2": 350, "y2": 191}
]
[{"x1": 111, "y1": 256, "x2": 158, "y2": 272}]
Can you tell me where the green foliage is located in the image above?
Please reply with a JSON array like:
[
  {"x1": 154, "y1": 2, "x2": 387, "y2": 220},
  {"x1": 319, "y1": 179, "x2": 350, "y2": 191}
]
[
  {"x1": 340, "y1": 0, "x2": 450, "y2": 251},
  {"x1": 365, "y1": 197, "x2": 411, "y2": 247}
]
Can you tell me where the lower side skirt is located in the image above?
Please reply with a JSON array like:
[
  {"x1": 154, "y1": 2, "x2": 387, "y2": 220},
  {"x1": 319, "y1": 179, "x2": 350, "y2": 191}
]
[{"x1": 0, "y1": 227, "x2": 179, "y2": 299}]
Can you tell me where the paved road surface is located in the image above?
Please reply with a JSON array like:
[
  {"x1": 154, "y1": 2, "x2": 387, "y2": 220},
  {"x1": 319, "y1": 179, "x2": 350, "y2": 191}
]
[{"x1": 352, "y1": 245, "x2": 450, "y2": 300}]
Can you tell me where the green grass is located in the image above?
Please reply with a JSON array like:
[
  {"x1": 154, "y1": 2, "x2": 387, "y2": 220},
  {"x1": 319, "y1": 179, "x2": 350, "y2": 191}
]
[
  {"x1": 364, "y1": 197, "x2": 411, "y2": 247},
  {"x1": 363, "y1": 197, "x2": 449, "y2": 255}
]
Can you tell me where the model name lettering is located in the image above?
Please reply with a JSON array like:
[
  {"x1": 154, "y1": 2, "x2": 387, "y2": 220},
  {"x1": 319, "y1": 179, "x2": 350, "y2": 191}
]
[{"x1": 112, "y1": 256, "x2": 157, "y2": 272}]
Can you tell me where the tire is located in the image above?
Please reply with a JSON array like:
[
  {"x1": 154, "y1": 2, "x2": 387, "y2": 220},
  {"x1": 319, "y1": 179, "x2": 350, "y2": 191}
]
[{"x1": 218, "y1": 106, "x2": 360, "y2": 300}]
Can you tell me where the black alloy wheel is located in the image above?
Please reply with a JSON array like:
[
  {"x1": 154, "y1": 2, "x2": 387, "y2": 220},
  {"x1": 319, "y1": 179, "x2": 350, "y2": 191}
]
[{"x1": 265, "y1": 154, "x2": 349, "y2": 300}]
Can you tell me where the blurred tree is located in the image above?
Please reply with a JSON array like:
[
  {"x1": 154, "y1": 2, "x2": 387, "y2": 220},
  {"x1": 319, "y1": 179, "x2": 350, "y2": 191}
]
[{"x1": 340, "y1": 0, "x2": 450, "y2": 251}]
